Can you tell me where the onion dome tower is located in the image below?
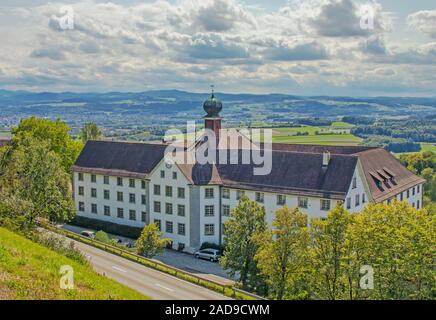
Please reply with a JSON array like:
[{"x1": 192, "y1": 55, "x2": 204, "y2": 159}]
[{"x1": 203, "y1": 85, "x2": 222, "y2": 144}]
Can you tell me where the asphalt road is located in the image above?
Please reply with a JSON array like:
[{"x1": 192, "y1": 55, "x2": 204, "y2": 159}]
[{"x1": 71, "y1": 239, "x2": 230, "y2": 300}]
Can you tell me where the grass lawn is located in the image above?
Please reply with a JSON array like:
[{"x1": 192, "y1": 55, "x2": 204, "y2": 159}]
[{"x1": 0, "y1": 227, "x2": 148, "y2": 300}]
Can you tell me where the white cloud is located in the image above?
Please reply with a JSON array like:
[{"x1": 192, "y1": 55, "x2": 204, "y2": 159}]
[
  {"x1": 0, "y1": 0, "x2": 433, "y2": 95},
  {"x1": 407, "y1": 10, "x2": 436, "y2": 39}
]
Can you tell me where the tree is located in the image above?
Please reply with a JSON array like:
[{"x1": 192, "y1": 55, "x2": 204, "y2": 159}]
[
  {"x1": 0, "y1": 136, "x2": 75, "y2": 224},
  {"x1": 344, "y1": 201, "x2": 435, "y2": 300},
  {"x1": 11, "y1": 117, "x2": 83, "y2": 172},
  {"x1": 136, "y1": 223, "x2": 171, "y2": 258},
  {"x1": 310, "y1": 204, "x2": 353, "y2": 300},
  {"x1": 254, "y1": 207, "x2": 310, "y2": 300},
  {"x1": 220, "y1": 196, "x2": 267, "y2": 292},
  {"x1": 80, "y1": 122, "x2": 102, "y2": 144}
]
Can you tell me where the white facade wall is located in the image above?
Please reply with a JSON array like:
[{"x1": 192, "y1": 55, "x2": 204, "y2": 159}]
[
  {"x1": 148, "y1": 162, "x2": 192, "y2": 252},
  {"x1": 344, "y1": 167, "x2": 369, "y2": 213},
  {"x1": 74, "y1": 172, "x2": 147, "y2": 228},
  {"x1": 73, "y1": 168, "x2": 425, "y2": 253},
  {"x1": 391, "y1": 183, "x2": 424, "y2": 209}
]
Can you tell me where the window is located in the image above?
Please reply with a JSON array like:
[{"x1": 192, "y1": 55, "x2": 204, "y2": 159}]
[
  {"x1": 412, "y1": 187, "x2": 416, "y2": 196},
  {"x1": 154, "y1": 219, "x2": 161, "y2": 231},
  {"x1": 362, "y1": 194, "x2": 366, "y2": 204},
  {"x1": 387, "y1": 198, "x2": 392, "y2": 205},
  {"x1": 407, "y1": 189, "x2": 410, "y2": 198},
  {"x1": 91, "y1": 174, "x2": 96, "y2": 183},
  {"x1": 222, "y1": 205, "x2": 230, "y2": 217},
  {"x1": 166, "y1": 221, "x2": 173, "y2": 234},
  {"x1": 78, "y1": 202, "x2": 85, "y2": 212},
  {"x1": 104, "y1": 206, "x2": 110, "y2": 216},
  {"x1": 117, "y1": 208, "x2": 124, "y2": 218},
  {"x1": 417, "y1": 185, "x2": 420, "y2": 193},
  {"x1": 117, "y1": 191, "x2": 123, "y2": 202},
  {"x1": 165, "y1": 186, "x2": 173, "y2": 197},
  {"x1": 178, "y1": 223, "x2": 186, "y2": 236},
  {"x1": 91, "y1": 204, "x2": 98, "y2": 214},
  {"x1": 78, "y1": 186, "x2": 84, "y2": 196},
  {"x1": 417, "y1": 200, "x2": 420, "y2": 209},
  {"x1": 236, "y1": 190, "x2": 245, "y2": 200},
  {"x1": 400, "y1": 192, "x2": 404, "y2": 201},
  {"x1": 298, "y1": 197, "x2": 308, "y2": 209},
  {"x1": 129, "y1": 179, "x2": 135, "y2": 188},
  {"x1": 117, "y1": 177, "x2": 123, "y2": 186},
  {"x1": 91, "y1": 188, "x2": 97, "y2": 198},
  {"x1": 104, "y1": 176, "x2": 109, "y2": 185},
  {"x1": 129, "y1": 193, "x2": 136, "y2": 204},
  {"x1": 165, "y1": 203, "x2": 173, "y2": 215},
  {"x1": 177, "y1": 187, "x2": 185, "y2": 199},
  {"x1": 255, "y1": 192, "x2": 264, "y2": 203},
  {"x1": 355, "y1": 194, "x2": 360, "y2": 207},
  {"x1": 141, "y1": 212, "x2": 147, "y2": 222},
  {"x1": 346, "y1": 197, "x2": 351, "y2": 209},
  {"x1": 204, "y1": 224, "x2": 215, "y2": 236},
  {"x1": 141, "y1": 180, "x2": 146, "y2": 189},
  {"x1": 178, "y1": 205, "x2": 185, "y2": 217},
  {"x1": 205, "y1": 205, "x2": 214, "y2": 217},
  {"x1": 222, "y1": 188, "x2": 230, "y2": 199},
  {"x1": 352, "y1": 177, "x2": 357, "y2": 189},
  {"x1": 141, "y1": 195, "x2": 146, "y2": 205},
  {"x1": 129, "y1": 210, "x2": 136, "y2": 221},
  {"x1": 160, "y1": 170, "x2": 165, "y2": 178},
  {"x1": 172, "y1": 172, "x2": 177, "y2": 180},
  {"x1": 277, "y1": 194, "x2": 286, "y2": 206},
  {"x1": 104, "y1": 190, "x2": 110, "y2": 200},
  {"x1": 205, "y1": 188, "x2": 214, "y2": 199},
  {"x1": 321, "y1": 199, "x2": 331, "y2": 211},
  {"x1": 154, "y1": 184, "x2": 161, "y2": 196},
  {"x1": 154, "y1": 201, "x2": 161, "y2": 213},
  {"x1": 78, "y1": 172, "x2": 84, "y2": 181}
]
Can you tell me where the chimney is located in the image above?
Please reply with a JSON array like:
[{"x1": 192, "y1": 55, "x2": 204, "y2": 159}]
[{"x1": 322, "y1": 151, "x2": 331, "y2": 167}]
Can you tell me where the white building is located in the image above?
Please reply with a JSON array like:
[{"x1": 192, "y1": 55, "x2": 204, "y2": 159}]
[{"x1": 71, "y1": 94, "x2": 425, "y2": 253}]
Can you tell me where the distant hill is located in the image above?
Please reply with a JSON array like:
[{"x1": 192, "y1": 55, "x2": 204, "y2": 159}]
[{"x1": 0, "y1": 89, "x2": 435, "y2": 136}]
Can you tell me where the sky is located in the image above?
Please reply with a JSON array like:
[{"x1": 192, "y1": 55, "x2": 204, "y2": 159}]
[{"x1": 0, "y1": 0, "x2": 435, "y2": 96}]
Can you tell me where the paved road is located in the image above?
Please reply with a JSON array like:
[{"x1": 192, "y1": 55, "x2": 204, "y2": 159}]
[
  {"x1": 70, "y1": 239, "x2": 231, "y2": 300},
  {"x1": 64, "y1": 224, "x2": 235, "y2": 284}
]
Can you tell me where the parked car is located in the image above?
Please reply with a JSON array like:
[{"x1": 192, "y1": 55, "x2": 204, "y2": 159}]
[
  {"x1": 194, "y1": 249, "x2": 221, "y2": 262},
  {"x1": 81, "y1": 230, "x2": 95, "y2": 239}
]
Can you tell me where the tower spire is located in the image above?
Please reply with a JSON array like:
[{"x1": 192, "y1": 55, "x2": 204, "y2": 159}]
[{"x1": 210, "y1": 84, "x2": 215, "y2": 98}]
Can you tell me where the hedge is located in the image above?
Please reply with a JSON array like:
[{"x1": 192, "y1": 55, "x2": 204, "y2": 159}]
[{"x1": 70, "y1": 215, "x2": 143, "y2": 239}]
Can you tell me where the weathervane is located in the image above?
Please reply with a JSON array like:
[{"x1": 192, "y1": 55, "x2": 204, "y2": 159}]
[{"x1": 210, "y1": 85, "x2": 215, "y2": 98}]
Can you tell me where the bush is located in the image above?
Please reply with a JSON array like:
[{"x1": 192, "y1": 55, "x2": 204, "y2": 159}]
[
  {"x1": 70, "y1": 215, "x2": 142, "y2": 239},
  {"x1": 34, "y1": 233, "x2": 88, "y2": 265}
]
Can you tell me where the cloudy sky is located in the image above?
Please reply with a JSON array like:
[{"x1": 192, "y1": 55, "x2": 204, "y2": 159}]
[{"x1": 0, "y1": 0, "x2": 435, "y2": 96}]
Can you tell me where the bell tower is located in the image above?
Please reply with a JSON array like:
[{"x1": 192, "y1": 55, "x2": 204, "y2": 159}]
[{"x1": 203, "y1": 85, "x2": 222, "y2": 144}]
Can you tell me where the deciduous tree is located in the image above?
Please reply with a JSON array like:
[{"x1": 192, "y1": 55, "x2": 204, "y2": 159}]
[
  {"x1": 136, "y1": 223, "x2": 171, "y2": 258},
  {"x1": 220, "y1": 196, "x2": 267, "y2": 293},
  {"x1": 255, "y1": 207, "x2": 310, "y2": 300}
]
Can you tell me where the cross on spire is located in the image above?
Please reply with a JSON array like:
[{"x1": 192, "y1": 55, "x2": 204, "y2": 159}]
[{"x1": 210, "y1": 85, "x2": 215, "y2": 98}]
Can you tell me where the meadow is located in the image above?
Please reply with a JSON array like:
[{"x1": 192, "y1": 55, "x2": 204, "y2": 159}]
[{"x1": 0, "y1": 227, "x2": 148, "y2": 300}]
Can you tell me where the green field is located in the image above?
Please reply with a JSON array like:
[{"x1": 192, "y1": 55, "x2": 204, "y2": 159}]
[
  {"x1": 421, "y1": 143, "x2": 436, "y2": 153},
  {"x1": 266, "y1": 124, "x2": 362, "y2": 146},
  {"x1": 0, "y1": 227, "x2": 148, "y2": 300},
  {"x1": 271, "y1": 134, "x2": 362, "y2": 146}
]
